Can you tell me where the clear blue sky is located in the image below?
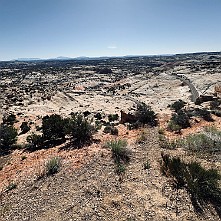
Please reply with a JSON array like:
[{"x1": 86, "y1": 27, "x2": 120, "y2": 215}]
[{"x1": 0, "y1": 0, "x2": 221, "y2": 60}]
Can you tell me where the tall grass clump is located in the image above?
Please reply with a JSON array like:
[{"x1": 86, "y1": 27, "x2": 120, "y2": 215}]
[
  {"x1": 105, "y1": 139, "x2": 130, "y2": 175},
  {"x1": 106, "y1": 139, "x2": 130, "y2": 164},
  {"x1": 161, "y1": 153, "x2": 221, "y2": 217},
  {"x1": 45, "y1": 157, "x2": 61, "y2": 176}
]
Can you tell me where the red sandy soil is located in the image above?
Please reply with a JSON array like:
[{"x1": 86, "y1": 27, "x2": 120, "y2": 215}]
[{"x1": 0, "y1": 125, "x2": 140, "y2": 193}]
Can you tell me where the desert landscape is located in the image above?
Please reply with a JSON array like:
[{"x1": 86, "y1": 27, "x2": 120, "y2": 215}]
[{"x1": 0, "y1": 52, "x2": 221, "y2": 220}]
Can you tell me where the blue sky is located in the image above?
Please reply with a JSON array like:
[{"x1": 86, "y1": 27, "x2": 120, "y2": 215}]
[{"x1": 0, "y1": 0, "x2": 221, "y2": 60}]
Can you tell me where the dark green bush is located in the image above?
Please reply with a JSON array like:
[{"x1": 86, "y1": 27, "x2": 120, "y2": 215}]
[
  {"x1": 95, "y1": 120, "x2": 102, "y2": 131},
  {"x1": 103, "y1": 126, "x2": 118, "y2": 135},
  {"x1": 170, "y1": 99, "x2": 186, "y2": 112},
  {"x1": 42, "y1": 114, "x2": 66, "y2": 141},
  {"x1": 196, "y1": 108, "x2": 213, "y2": 121},
  {"x1": 135, "y1": 102, "x2": 157, "y2": 126},
  {"x1": 94, "y1": 112, "x2": 102, "y2": 120},
  {"x1": 108, "y1": 114, "x2": 119, "y2": 122},
  {"x1": 20, "y1": 121, "x2": 30, "y2": 134},
  {"x1": 210, "y1": 100, "x2": 221, "y2": 110},
  {"x1": 67, "y1": 113, "x2": 94, "y2": 145},
  {"x1": 116, "y1": 163, "x2": 126, "y2": 175},
  {"x1": 171, "y1": 110, "x2": 190, "y2": 129},
  {"x1": 144, "y1": 160, "x2": 150, "y2": 170},
  {"x1": 0, "y1": 124, "x2": 18, "y2": 150},
  {"x1": 3, "y1": 114, "x2": 17, "y2": 125},
  {"x1": 26, "y1": 133, "x2": 43, "y2": 150}
]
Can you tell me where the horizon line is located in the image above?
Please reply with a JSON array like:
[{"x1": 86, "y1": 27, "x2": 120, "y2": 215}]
[{"x1": 1, "y1": 50, "x2": 221, "y2": 62}]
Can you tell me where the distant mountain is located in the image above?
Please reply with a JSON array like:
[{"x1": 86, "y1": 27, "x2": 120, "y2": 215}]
[
  {"x1": 14, "y1": 58, "x2": 41, "y2": 61},
  {"x1": 10, "y1": 51, "x2": 221, "y2": 63},
  {"x1": 53, "y1": 56, "x2": 74, "y2": 60}
]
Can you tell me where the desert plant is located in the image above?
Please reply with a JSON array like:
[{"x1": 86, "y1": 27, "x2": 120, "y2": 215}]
[
  {"x1": 21, "y1": 156, "x2": 27, "y2": 161},
  {"x1": 135, "y1": 102, "x2": 157, "y2": 126},
  {"x1": 196, "y1": 108, "x2": 213, "y2": 121},
  {"x1": 161, "y1": 153, "x2": 221, "y2": 216},
  {"x1": 20, "y1": 121, "x2": 30, "y2": 134},
  {"x1": 95, "y1": 120, "x2": 102, "y2": 131},
  {"x1": 67, "y1": 113, "x2": 94, "y2": 145},
  {"x1": 26, "y1": 133, "x2": 43, "y2": 150},
  {"x1": 6, "y1": 183, "x2": 17, "y2": 191},
  {"x1": 103, "y1": 126, "x2": 118, "y2": 135},
  {"x1": 108, "y1": 114, "x2": 119, "y2": 122},
  {"x1": 144, "y1": 160, "x2": 150, "y2": 170},
  {"x1": 116, "y1": 163, "x2": 126, "y2": 174},
  {"x1": 158, "y1": 128, "x2": 165, "y2": 135},
  {"x1": 161, "y1": 153, "x2": 186, "y2": 188},
  {"x1": 94, "y1": 112, "x2": 102, "y2": 120},
  {"x1": 170, "y1": 110, "x2": 190, "y2": 129},
  {"x1": 42, "y1": 114, "x2": 67, "y2": 141},
  {"x1": 3, "y1": 114, "x2": 17, "y2": 125},
  {"x1": 106, "y1": 139, "x2": 130, "y2": 164},
  {"x1": 45, "y1": 157, "x2": 61, "y2": 176},
  {"x1": 167, "y1": 120, "x2": 182, "y2": 132},
  {"x1": 170, "y1": 99, "x2": 186, "y2": 112},
  {"x1": 210, "y1": 100, "x2": 221, "y2": 110},
  {"x1": 183, "y1": 133, "x2": 220, "y2": 154},
  {"x1": 0, "y1": 124, "x2": 17, "y2": 150}
]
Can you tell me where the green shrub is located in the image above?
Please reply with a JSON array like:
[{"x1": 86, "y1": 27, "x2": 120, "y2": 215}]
[
  {"x1": 144, "y1": 160, "x2": 150, "y2": 170},
  {"x1": 170, "y1": 99, "x2": 186, "y2": 112},
  {"x1": 42, "y1": 114, "x2": 67, "y2": 141},
  {"x1": 167, "y1": 120, "x2": 182, "y2": 132},
  {"x1": 20, "y1": 121, "x2": 30, "y2": 134},
  {"x1": 158, "y1": 128, "x2": 165, "y2": 135},
  {"x1": 116, "y1": 163, "x2": 126, "y2": 175},
  {"x1": 135, "y1": 102, "x2": 157, "y2": 126},
  {"x1": 45, "y1": 157, "x2": 61, "y2": 176},
  {"x1": 6, "y1": 183, "x2": 17, "y2": 191},
  {"x1": 212, "y1": 110, "x2": 221, "y2": 117},
  {"x1": 204, "y1": 126, "x2": 221, "y2": 137},
  {"x1": 94, "y1": 112, "x2": 102, "y2": 120},
  {"x1": 3, "y1": 114, "x2": 17, "y2": 125},
  {"x1": 26, "y1": 133, "x2": 43, "y2": 151},
  {"x1": 67, "y1": 113, "x2": 94, "y2": 145},
  {"x1": 196, "y1": 108, "x2": 213, "y2": 121},
  {"x1": 171, "y1": 110, "x2": 190, "y2": 129},
  {"x1": 161, "y1": 153, "x2": 221, "y2": 216},
  {"x1": 0, "y1": 124, "x2": 18, "y2": 150},
  {"x1": 108, "y1": 114, "x2": 119, "y2": 122},
  {"x1": 103, "y1": 126, "x2": 118, "y2": 135},
  {"x1": 127, "y1": 121, "x2": 141, "y2": 130},
  {"x1": 210, "y1": 100, "x2": 221, "y2": 110},
  {"x1": 161, "y1": 153, "x2": 186, "y2": 188},
  {"x1": 106, "y1": 139, "x2": 130, "y2": 164},
  {"x1": 182, "y1": 133, "x2": 220, "y2": 154}
]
